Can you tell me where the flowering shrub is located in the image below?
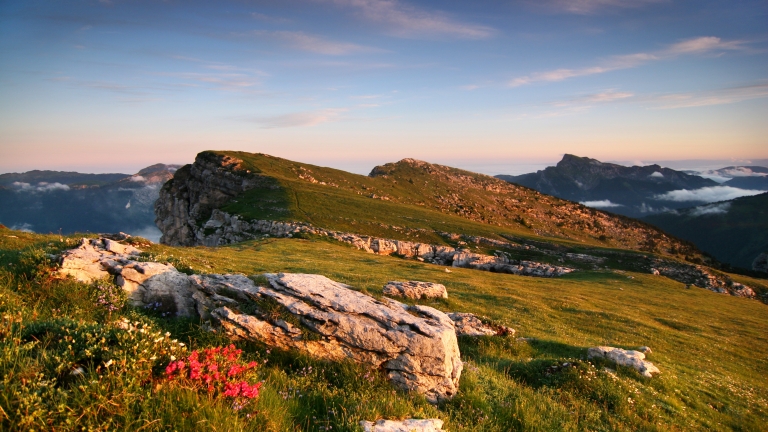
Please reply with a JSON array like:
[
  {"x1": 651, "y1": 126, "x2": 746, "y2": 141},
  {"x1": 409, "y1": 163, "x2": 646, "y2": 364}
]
[{"x1": 165, "y1": 345, "x2": 262, "y2": 411}]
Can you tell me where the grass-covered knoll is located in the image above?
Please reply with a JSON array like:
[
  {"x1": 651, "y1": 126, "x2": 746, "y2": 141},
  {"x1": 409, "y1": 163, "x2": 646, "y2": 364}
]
[
  {"x1": 2, "y1": 226, "x2": 767, "y2": 431},
  {"x1": 196, "y1": 151, "x2": 705, "y2": 262}
]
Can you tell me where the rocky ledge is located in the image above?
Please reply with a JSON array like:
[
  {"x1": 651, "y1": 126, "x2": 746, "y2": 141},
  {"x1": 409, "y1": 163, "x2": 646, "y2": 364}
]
[
  {"x1": 651, "y1": 259, "x2": 755, "y2": 299},
  {"x1": 180, "y1": 209, "x2": 576, "y2": 278}
]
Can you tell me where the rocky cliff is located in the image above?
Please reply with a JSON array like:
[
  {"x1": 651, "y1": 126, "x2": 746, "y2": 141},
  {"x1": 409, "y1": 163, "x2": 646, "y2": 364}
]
[{"x1": 155, "y1": 152, "x2": 267, "y2": 246}]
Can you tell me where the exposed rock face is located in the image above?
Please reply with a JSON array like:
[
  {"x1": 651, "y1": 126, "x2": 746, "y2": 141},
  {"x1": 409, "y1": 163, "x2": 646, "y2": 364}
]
[
  {"x1": 210, "y1": 273, "x2": 462, "y2": 403},
  {"x1": 587, "y1": 346, "x2": 660, "y2": 378},
  {"x1": 154, "y1": 152, "x2": 270, "y2": 246},
  {"x1": 753, "y1": 252, "x2": 768, "y2": 273},
  {"x1": 652, "y1": 259, "x2": 755, "y2": 298},
  {"x1": 383, "y1": 281, "x2": 448, "y2": 300},
  {"x1": 447, "y1": 312, "x2": 515, "y2": 337},
  {"x1": 57, "y1": 239, "x2": 462, "y2": 403},
  {"x1": 361, "y1": 419, "x2": 445, "y2": 432}
]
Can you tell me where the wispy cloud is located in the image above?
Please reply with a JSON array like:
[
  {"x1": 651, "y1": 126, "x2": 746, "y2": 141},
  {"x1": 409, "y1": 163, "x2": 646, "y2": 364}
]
[
  {"x1": 325, "y1": 0, "x2": 494, "y2": 39},
  {"x1": 580, "y1": 199, "x2": 623, "y2": 208},
  {"x1": 552, "y1": 89, "x2": 634, "y2": 106},
  {"x1": 534, "y1": 0, "x2": 666, "y2": 15},
  {"x1": 654, "y1": 186, "x2": 765, "y2": 202},
  {"x1": 166, "y1": 57, "x2": 269, "y2": 91},
  {"x1": 509, "y1": 36, "x2": 746, "y2": 87},
  {"x1": 251, "y1": 12, "x2": 291, "y2": 24},
  {"x1": 247, "y1": 108, "x2": 349, "y2": 128},
  {"x1": 650, "y1": 82, "x2": 768, "y2": 109},
  {"x1": 690, "y1": 202, "x2": 730, "y2": 217},
  {"x1": 249, "y1": 30, "x2": 381, "y2": 55}
]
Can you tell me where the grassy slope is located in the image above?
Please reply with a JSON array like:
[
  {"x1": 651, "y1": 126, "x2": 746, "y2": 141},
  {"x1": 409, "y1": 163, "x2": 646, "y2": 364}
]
[
  {"x1": 211, "y1": 151, "x2": 704, "y2": 262},
  {"x1": 2, "y1": 227, "x2": 767, "y2": 431}
]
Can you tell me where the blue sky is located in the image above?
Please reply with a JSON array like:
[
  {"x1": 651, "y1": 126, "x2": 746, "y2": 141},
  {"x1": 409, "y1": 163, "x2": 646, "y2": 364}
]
[{"x1": 1, "y1": 0, "x2": 766, "y2": 175}]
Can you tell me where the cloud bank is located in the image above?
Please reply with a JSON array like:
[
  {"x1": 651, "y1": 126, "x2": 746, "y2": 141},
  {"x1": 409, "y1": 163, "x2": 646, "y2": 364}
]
[
  {"x1": 654, "y1": 186, "x2": 765, "y2": 202},
  {"x1": 13, "y1": 182, "x2": 71, "y2": 192}
]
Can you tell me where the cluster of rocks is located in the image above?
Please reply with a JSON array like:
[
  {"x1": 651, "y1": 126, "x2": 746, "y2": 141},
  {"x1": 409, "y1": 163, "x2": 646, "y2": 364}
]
[
  {"x1": 59, "y1": 238, "x2": 534, "y2": 403},
  {"x1": 587, "y1": 346, "x2": 660, "y2": 378},
  {"x1": 191, "y1": 209, "x2": 576, "y2": 278},
  {"x1": 651, "y1": 259, "x2": 755, "y2": 298},
  {"x1": 452, "y1": 250, "x2": 574, "y2": 277},
  {"x1": 58, "y1": 237, "x2": 677, "y2": 408},
  {"x1": 57, "y1": 238, "x2": 175, "y2": 303}
]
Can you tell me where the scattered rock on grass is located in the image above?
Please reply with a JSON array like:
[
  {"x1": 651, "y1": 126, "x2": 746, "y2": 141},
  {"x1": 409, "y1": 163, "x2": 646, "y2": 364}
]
[
  {"x1": 383, "y1": 281, "x2": 447, "y2": 300},
  {"x1": 447, "y1": 312, "x2": 515, "y2": 337},
  {"x1": 361, "y1": 419, "x2": 445, "y2": 432},
  {"x1": 587, "y1": 346, "x2": 660, "y2": 378}
]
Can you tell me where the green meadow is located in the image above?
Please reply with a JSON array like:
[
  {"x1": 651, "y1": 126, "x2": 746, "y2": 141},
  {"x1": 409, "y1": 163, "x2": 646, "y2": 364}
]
[{"x1": 1, "y1": 226, "x2": 766, "y2": 431}]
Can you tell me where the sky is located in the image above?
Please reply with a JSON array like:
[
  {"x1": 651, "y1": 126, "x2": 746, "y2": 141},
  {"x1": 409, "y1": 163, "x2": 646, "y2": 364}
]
[{"x1": 1, "y1": 0, "x2": 767, "y2": 176}]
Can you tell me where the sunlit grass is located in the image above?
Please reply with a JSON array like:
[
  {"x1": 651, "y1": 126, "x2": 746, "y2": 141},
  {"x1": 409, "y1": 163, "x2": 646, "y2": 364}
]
[{"x1": 1, "y1": 227, "x2": 766, "y2": 430}]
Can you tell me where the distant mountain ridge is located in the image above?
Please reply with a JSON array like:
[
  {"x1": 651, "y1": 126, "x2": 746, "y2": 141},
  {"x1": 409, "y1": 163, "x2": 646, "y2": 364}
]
[
  {"x1": 0, "y1": 164, "x2": 180, "y2": 241},
  {"x1": 497, "y1": 154, "x2": 725, "y2": 218},
  {"x1": 0, "y1": 170, "x2": 129, "y2": 188}
]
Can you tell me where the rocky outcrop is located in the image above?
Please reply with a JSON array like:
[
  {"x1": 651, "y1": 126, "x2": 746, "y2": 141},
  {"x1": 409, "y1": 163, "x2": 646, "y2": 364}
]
[
  {"x1": 652, "y1": 259, "x2": 755, "y2": 298},
  {"x1": 178, "y1": 209, "x2": 575, "y2": 278},
  {"x1": 361, "y1": 419, "x2": 445, "y2": 432},
  {"x1": 753, "y1": 252, "x2": 768, "y2": 273},
  {"x1": 451, "y1": 251, "x2": 573, "y2": 276},
  {"x1": 56, "y1": 239, "x2": 462, "y2": 403},
  {"x1": 587, "y1": 346, "x2": 660, "y2": 378},
  {"x1": 383, "y1": 281, "x2": 448, "y2": 300},
  {"x1": 447, "y1": 313, "x2": 515, "y2": 337},
  {"x1": 58, "y1": 238, "x2": 177, "y2": 303},
  {"x1": 154, "y1": 152, "x2": 272, "y2": 246},
  {"x1": 211, "y1": 273, "x2": 462, "y2": 403}
]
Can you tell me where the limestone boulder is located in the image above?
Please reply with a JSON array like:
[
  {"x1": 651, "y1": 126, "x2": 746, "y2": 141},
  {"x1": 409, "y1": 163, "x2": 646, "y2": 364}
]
[
  {"x1": 447, "y1": 312, "x2": 515, "y2": 337},
  {"x1": 58, "y1": 238, "x2": 141, "y2": 283},
  {"x1": 587, "y1": 346, "x2": 660, "y2": 378},
  {"x1": 383, "y1": 281, "x2": 448, "y2": 300},
  {"x1": 191, "y1": 273, "x2": 463, "y2": 403},
  {"x1": 361, "y1": 419, "x2": 444, "y2": 432}
]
